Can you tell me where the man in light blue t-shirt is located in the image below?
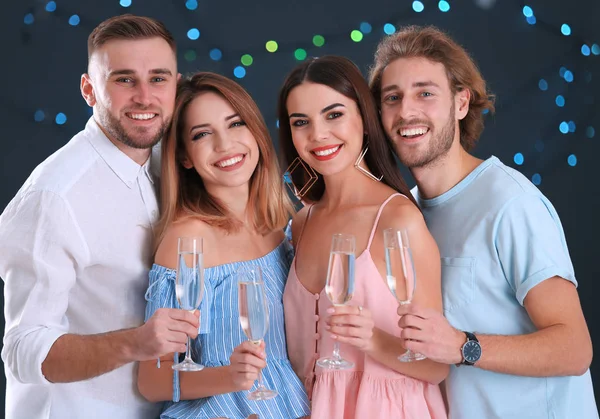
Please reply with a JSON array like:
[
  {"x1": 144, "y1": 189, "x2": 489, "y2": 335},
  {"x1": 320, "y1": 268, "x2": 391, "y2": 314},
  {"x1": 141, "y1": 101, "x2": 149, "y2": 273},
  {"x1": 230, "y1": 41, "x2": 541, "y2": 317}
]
[{"x1": 369, "y1": 26, "x2": 598, "y2": 418}]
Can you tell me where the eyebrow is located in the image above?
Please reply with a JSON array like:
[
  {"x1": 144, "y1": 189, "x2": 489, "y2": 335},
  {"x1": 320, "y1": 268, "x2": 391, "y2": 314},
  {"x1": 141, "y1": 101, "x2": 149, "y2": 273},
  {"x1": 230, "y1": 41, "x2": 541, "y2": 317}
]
[
  {"x1": 189, "y1": 113, "x2": 240, "y2": 133},
  {"x1": 289, "y1": 102, "x2": 346, "y2": 119},
  {"x1": 108, "y1": 68, "x2": 173, "y2": 78},
  {"x1": 381, "y1": 81, "x2": 441, "y2": 93}
]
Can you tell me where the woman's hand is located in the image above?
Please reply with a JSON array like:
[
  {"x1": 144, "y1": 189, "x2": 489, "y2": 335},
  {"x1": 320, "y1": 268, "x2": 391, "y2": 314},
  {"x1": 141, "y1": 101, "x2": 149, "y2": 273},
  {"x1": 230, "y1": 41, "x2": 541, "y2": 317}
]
[
  {"x1": 325, "y1": 305, "x2": 375, "y2": 352},
  {"x1": 228, "y1": 340, "x2": 267, "y2": 391}
]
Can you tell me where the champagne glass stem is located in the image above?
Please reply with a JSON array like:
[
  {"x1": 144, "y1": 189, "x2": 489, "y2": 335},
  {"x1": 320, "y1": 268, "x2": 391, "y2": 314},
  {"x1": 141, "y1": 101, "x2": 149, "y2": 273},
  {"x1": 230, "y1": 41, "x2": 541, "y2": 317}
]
[
  {"x1": 184, "y1": 336, "x2": 193, "y2": 362},
  {"x1": 332, "y1": 341, "x2": 342, "y2": 361}
]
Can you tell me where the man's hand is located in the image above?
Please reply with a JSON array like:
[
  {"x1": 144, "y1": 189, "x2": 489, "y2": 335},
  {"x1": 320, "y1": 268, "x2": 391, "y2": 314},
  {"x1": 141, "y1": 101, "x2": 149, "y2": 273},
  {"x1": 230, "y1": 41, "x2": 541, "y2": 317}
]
[{"x1": 397, "y1": 303, "x2": 465, "y2": 365}]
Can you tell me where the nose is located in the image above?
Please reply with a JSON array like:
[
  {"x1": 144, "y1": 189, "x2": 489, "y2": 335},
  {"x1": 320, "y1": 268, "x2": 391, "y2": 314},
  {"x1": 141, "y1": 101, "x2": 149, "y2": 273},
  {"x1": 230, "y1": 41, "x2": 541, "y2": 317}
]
[
  {"x1": 214, "y1": 132, "x2": 233, "y2": 152},
  {"x1": 396, "y1": 95, "x2": 419, "y2": 121},
  {"x1": 309, "y1": 119, "x2": 329, "y2": 142},
  {"x1": 132, "y1": 81, "x2": 152, "y2": 107}
]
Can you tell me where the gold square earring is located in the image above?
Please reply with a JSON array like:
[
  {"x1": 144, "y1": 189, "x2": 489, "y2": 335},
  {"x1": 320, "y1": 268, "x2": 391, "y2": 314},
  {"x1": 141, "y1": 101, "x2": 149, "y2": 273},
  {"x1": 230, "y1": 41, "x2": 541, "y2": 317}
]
[
  {"x1": 284, "y1": 157, "x2": 318, "y2": 198},
  {"x1": 354, "y1": 145, "x2": 383, "y2": 182}
]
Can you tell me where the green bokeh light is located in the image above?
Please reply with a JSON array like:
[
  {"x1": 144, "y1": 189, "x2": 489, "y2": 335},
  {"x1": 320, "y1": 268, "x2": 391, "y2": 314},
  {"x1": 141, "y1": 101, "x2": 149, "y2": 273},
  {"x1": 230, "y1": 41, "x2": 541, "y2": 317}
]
[
  {"x1": 294, "y1": 48, "x2": 307, "y2": 61},
  {"x1": 266, "y1": 40, "x2": 278, "y2": 52},
  {"x1": 184, "y1": 50, "x2": 197, "y2": 61},
  {"x1": 312, "y1": 35, "x2": 325, "y2": 47},
  {"x1": 350, "y1": 30, "x2": 363, "y2": 42},
  {"x1": 241, "y1": 54, "x2": 253, "y2": 66}
]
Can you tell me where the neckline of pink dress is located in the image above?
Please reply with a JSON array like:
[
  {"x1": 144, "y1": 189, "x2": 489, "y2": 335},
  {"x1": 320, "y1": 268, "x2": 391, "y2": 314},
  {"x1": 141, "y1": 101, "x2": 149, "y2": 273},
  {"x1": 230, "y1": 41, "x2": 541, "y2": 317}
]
[{"x1": 292, "y1": 192, "x2": 403, "y2": 295}]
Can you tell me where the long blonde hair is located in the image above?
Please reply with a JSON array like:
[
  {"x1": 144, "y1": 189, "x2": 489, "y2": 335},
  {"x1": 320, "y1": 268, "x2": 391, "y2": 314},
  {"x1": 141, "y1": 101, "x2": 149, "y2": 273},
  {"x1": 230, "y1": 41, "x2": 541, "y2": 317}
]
[{"x1": 155, "y1": 72, "x2": 294, "y2": 246}]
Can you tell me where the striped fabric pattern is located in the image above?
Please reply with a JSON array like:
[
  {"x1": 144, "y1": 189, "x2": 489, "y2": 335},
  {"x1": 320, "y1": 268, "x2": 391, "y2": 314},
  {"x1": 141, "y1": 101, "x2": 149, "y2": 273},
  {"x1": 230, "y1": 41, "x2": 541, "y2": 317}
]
[{"x1": 144, "y1": 240, "x2": 310, "y2": 419}]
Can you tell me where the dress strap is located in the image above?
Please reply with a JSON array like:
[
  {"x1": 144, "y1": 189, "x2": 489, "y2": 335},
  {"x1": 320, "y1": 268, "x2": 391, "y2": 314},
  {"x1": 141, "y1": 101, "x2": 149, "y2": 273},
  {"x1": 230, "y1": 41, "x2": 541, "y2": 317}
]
[
  {"x1": 295, "y1": 204, "x2": 315, "y2": 252},
  {"x1": 366, "y1": 193, "x2": 408, "y2": 250}
]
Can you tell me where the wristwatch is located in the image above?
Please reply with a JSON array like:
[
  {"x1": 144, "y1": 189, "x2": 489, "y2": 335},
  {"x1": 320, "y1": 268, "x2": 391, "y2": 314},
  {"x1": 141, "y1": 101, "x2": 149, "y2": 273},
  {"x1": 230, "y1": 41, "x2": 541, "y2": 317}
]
[{"x1": 460, "y1": 331, "x2": 481, "y2": 366}]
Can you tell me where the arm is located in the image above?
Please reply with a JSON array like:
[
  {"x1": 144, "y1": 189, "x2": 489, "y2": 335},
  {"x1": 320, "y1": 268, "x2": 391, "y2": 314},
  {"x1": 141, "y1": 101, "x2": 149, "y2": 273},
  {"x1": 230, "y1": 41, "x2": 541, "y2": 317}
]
[
  {"x1": 398, "y1": 278, "x2": 592, "y2": 376},
  {"x1": 0, "y1": 190, "x2": 197, "y2": 384},
  {"x1": 138, "y1": 340, "x2": 267, "y2": 402},
  {"x1": 399, "y1": 195, "x2": 592, "y2": 377},
  {"x1": 327, "y1": 202, "x2": 449, "y2": 385}
]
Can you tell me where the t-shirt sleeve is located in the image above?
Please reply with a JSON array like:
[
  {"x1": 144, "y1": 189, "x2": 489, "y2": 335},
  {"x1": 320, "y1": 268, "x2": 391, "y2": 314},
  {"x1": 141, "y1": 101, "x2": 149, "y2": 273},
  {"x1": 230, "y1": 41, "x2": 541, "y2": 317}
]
[{"x1": 494, "y1": 193, "x2": 576, "y2": 306}]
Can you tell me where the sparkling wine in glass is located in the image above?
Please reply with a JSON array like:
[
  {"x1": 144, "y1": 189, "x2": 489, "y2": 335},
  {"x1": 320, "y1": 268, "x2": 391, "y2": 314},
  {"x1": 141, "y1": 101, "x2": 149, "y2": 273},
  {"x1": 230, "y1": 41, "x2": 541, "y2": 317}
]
[
  {"x1": 384, "y1": 228, "x2": 426, "y2": 362},
  {"x1": 173, "y1": 237, "x2": 205, "y2": 372},
  {"x1": 238, "y1": 266, "x2": 278, "y2": 400},
  {"x1": 317, "y1": 233, "x2": 356, "y2": 370}
]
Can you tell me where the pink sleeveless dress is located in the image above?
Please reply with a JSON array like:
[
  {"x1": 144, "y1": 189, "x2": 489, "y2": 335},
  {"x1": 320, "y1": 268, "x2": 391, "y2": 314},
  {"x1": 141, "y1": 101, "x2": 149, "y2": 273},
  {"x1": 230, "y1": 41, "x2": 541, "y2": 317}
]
[{"x1": 284, "y1": 194, "x2": 447, "y2": 419}]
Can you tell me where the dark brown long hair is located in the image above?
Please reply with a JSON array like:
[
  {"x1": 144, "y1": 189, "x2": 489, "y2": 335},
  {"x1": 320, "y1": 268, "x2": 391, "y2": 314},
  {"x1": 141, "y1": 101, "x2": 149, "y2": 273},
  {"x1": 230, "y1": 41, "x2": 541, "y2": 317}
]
[
  {"x1": 277, "y1": 55, "x2": 417, "y2": 206},
  {"x1": 155, "y1": 72, "x2": 294, "y2": 246},
  {"x1": 369, "y1": 25, "x2": 495, "y2": 151}
]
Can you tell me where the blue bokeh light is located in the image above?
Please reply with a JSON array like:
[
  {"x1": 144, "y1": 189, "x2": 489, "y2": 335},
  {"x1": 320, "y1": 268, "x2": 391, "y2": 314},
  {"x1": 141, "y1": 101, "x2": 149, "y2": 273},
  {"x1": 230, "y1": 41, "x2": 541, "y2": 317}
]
[
  {"x1": 185, "y1": 0, "x2": 198, "y2": 10},
  {"x1": 513, "y1": 153, "x2": 524, "y2": 165},
  {"x1": 592, "y1": 44, "x2": 600, "y2": 55},
  {"x1": 55, "y1": 113, "x2": 67, "y2": 125},
  {"x1": 559, "y1": 66, "x2": 567, "y2": 77},
  {"x1": 586, "y1": 126, "x2": 595, "y2": 138},
  {"x1": 581, "y1": 44, "x2": 591, "y2": 56},
  {"x1": 120, "y1": 0, "x2": 132, "y2": 7},
  {"x1": 46, "y1": 1, "x2": 57, "y2": 12},
  {"x1": 68, "y1": 15, "x2": 80, "y2": 26},
  {"x1": 526, "y1": 16, "x2": 536, "y2": 25},
  {"x1": 233, "y1": 66, "x2": 246, "y2": 79},
  {"x1": 534, "y1": 139, "x2": 544, "y2": 152},
  {"x1": 24, "y1": 13, "x2": 35, "y2": 25},
  {"x1": 412, "y1": 1, "x2": 425, "y2": 12},
  {"x1": 538, "y1": 79, "x2": 548, "y2": 91},
  {"x1": 360, "y1": 22, "x2": 372, "y2": 34},
  {"x1": 532, "y1": 173, "x2": 542, "y2": 186},
  {"x1": 34, "y1": 110, "x2": 45, "y2": 122},
  {"x1": 555, "y1": 95, "x2": 565, "y2": 107},
  {"x1": 482, "y1": 108, "x2": 490, "y2": 115},
  {"x1": 209, "y1": 48, "x2": 222, "y2": 61},
  {"x1": 561, "y1": 24, "x2": 571, "y2": 36},
  {"x1": 564, "y1": 70, "x2": 574, "y2": 82},
  {"x1": 438, "y1": 1, "x2": 450, "y2": 12},
  {"x1": 383, "y1": 23, "x2": 396, "y2": 35},
  {"x1": 276, "y1": 120, "x2": 280, "y2": 128},
  {"x1": 567, "y1": 154, "x2": 577, "y2": 167},
  {"x1": 568, "y1": 121, "x2": 576, "y2": 133},
  {"x1": 522, "y1": 6, "x2": 533, "y2": 17},
  {"x1": 187, "y1": 28, "x2": 200, "y2": 40},
  {"x1": 559, "y1": 122, "x2": 569, "y2": 134}
]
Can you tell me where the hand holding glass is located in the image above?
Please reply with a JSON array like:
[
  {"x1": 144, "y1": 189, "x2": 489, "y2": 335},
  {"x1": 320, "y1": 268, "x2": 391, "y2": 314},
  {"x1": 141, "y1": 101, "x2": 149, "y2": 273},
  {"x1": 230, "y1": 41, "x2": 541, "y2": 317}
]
[
  {"x1": 317, "y1": 233, "x2": 356, "y2": 370},
  {"x1": 238, "y1": 266, "x2": 278, "y2": 400},
  {"x1": 173, "y1": 237, "x2": 205, "y2": 371},
  {"x1": 383, "y1": 228, "x2": 426, "y2": 362}
]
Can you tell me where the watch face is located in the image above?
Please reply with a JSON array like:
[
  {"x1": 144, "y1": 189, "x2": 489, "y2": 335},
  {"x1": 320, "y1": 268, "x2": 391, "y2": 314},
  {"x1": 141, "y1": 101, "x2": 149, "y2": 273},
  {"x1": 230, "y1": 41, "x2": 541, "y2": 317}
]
[{"x1": 463, "y1": 341, "x2": 482, "y2": 363}]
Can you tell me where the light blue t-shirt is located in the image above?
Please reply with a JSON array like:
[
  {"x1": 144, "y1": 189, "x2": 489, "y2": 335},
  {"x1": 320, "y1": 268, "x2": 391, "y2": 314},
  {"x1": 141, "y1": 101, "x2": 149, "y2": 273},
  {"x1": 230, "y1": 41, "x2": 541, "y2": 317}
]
[{"x1": 414, "y1": 156, "x2": 598, "y2": 419}]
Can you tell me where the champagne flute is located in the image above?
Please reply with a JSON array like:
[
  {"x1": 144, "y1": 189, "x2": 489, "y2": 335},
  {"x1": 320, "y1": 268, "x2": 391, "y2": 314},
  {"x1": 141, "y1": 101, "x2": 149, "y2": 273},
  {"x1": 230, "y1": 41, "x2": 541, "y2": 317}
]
[
  {"x1": 383, "y1": 228, "x2": 426, "y2": 362},
  {"x1": 173, "y1": 237, "x2": 205, "y2": 371},
  {"x1": 317, "y1": 233, "x2": 356, "y2": 370},
  {"x1": 238, "y1": 266, "x2": 278, "y2": 400}
]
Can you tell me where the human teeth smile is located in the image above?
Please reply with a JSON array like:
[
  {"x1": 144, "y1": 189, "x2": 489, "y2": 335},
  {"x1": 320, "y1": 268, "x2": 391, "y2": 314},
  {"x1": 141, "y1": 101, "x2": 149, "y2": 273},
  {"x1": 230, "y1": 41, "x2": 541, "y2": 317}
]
[
  {"x1": 215, "y1": 155, "x2": 244, "y2": 168},
  {"x1": 399, "y1": 127, "x2": 429, "y2": 137},
  {"x1": 313, "y1": 145, "x2": 341, "y2": 156},
  {"x1": 127, "y1": 113, "x2": 157, "y2": 120}
]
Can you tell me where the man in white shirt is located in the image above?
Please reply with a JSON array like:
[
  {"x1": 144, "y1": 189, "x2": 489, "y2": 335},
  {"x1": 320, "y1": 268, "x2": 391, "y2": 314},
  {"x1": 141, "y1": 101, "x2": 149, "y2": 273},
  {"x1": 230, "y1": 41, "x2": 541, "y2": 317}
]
[{"x1": 0, "y1": 14, "x2": 199, "y2": 419}]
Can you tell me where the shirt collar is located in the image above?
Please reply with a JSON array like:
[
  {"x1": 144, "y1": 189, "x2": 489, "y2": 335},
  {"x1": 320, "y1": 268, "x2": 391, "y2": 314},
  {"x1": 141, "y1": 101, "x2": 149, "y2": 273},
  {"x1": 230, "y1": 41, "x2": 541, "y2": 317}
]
[{"x1": 84, "y1": 117, "x2": 150, "y2": 188}]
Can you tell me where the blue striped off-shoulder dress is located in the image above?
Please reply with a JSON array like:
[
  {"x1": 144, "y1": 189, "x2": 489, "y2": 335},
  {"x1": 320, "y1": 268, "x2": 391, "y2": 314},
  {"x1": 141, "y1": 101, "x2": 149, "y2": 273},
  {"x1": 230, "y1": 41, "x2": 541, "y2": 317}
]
[{"x1": 144, "y1": 238, "x2": 310, "y2": 419}]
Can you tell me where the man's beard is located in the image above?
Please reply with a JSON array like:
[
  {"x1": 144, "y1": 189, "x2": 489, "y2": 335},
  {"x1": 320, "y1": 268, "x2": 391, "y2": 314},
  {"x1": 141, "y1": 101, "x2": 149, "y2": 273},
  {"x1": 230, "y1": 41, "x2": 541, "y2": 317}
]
[
  {"x1": 97, "y1": 105, "x2": 168, "y2": 150},
  {"x1": 393, "y1": 102, "x2": 456, "y2": 169}
]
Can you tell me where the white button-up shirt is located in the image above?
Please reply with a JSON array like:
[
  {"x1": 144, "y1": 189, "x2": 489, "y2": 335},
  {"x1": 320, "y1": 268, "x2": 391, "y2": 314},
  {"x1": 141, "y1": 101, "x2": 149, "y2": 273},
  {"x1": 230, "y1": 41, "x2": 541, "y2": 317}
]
[{"x1": 0, "y1": 118, "x2": 162, "y2": 419}]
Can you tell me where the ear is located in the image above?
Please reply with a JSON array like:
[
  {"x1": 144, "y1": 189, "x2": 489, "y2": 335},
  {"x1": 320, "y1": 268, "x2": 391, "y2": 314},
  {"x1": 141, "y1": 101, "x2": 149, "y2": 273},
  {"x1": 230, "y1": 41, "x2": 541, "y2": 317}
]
[
  {"x1": 177, "y1": 72, "x2": 182, "y2": 81},
  {"x1": 180, "y1": 153, "x2": 194, "y2": 169},
  {"x1": 455, "y1": 88, "x2": 470, "y2": 121},
  {"x1": 81, "y1": 74, "x2": 96, "y2": 107}
]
